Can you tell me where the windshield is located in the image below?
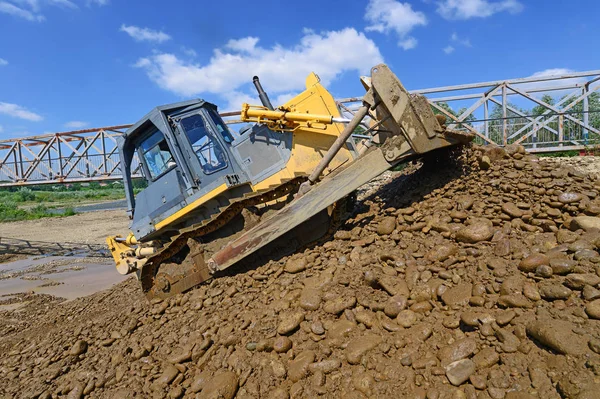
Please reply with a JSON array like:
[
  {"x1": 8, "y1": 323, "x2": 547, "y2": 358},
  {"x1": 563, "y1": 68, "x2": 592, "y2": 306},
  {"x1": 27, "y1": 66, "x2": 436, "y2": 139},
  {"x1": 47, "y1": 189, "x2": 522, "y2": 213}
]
[
  {"x1": 139, "y1": 129, "x2": 175, "y2": 180},
  {"x1": 207, "y1": 109, "x2": 236, "y2": 144},
  {"x1": 180, "y1": 113, "x2": 228, "y2": 174}
]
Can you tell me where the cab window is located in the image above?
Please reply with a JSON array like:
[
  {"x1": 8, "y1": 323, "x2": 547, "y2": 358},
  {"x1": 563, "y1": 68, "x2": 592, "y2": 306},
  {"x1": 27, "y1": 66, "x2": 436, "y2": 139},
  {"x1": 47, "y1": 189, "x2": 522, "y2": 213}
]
[
  {"x1": 181, "y1": 114, "x2": 228, "y2": 174},
  {"x1": 207, "y1": 110, "x2": 236, "y2": 144},
  {"x1": 139, "y1": 129, "x2": 175, "y2": 180}
]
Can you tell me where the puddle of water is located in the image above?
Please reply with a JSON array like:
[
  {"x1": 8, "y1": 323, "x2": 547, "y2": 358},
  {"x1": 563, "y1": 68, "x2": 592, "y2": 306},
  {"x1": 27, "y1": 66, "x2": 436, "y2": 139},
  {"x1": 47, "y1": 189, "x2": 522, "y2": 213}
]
[{"x1": 0, "y1": 256, "x2": 127, "y2": 302}]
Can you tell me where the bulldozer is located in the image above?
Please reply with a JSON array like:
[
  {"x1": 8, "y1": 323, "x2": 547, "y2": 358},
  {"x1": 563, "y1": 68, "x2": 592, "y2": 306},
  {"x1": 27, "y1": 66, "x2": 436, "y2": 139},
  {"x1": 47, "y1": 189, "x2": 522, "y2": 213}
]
[{"x1": 106, "y1": 64, "x2": 473, "y2": 300}]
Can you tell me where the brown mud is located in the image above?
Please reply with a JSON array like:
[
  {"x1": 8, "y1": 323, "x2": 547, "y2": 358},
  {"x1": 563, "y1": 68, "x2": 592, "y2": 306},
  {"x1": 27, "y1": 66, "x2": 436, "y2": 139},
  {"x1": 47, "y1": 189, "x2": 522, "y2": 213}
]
[{"x1": 2, "y1": 147, "x2": 600, "y2": 398}]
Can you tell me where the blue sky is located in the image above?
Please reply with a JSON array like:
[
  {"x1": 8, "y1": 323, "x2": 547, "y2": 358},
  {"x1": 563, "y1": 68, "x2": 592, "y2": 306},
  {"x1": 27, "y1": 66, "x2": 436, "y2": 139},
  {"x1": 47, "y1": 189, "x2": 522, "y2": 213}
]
[{"x1": 0, "y1": 0, "x2": 598, "y2": 139}]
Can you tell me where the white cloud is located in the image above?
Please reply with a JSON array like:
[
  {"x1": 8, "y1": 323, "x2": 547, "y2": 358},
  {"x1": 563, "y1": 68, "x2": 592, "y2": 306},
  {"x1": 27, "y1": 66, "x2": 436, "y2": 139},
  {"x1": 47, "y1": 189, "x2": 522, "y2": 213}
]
[
  {"x1": 225, "y1": 37, "x2": 259, "y2": 53},
  {"x1": 48, "y1": 0, "x2": 77, "y2": 9},
  {"x1": 0, "y1": 58, "x2": 7, "y2": 66},
  {"x1": 451, "y1": 32, "x2": 471, "y2": 47},
  {"x1": 443, "y1": 45, "x2": 455, "y2": 54},
  {"x1": 64, "y1": 120, "x2": 89, "y2": 128},
  {"x1": 512, "y1": 68, "x2": 587, "y2": 98},
  {"x1": 181, "y1": 47, "x2": 197, "y2": 58},
  {"x1": 437, "y1": 0, "x2": 523, "y2": 19},
  {"x1": 134, "y1": 28, "x2": 383, "y2": 101},
  {"x1": 365, "y1": 0, "x2": 426, "y2": 50},
  {"x1": 0, "y1": 1, "x2": 44, "y2": 21},
  {"x1": 0, "y1": 102, "x2": 43, "y2": 121},
  {"x1": 120, "y1": 24, "x2": 171, "y2": 43}
]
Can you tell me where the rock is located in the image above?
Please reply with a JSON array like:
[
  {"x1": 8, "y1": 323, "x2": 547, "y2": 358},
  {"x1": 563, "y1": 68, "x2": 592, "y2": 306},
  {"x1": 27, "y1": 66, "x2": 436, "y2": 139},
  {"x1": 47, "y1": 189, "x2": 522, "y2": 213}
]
[
  {"x1": 479, "y1": 155, "x2": 491, "y2": 170},
  {"x1": 472, "y1": 347, "x2": 499, "y2": 369},
  {"x1": 589, "y1": 338, "x2": 600, "y2": 354},
  {"x1": 441, "y1": 283, "x2": 473, "y2": 307},
  {"x1": 308, "y1": 358, "x2": 342, "y2": 374},
  {"x1": 383, "y1": 295, "x2": 408, "y2": 318},
  {"x1": 156, "y1": 364, "x2": 179, "y2": 385},
  {"x1": 570, "y1": 216, "x2": 600, "y2": 232},
  {"x1": 426, "y1": 244, "x2": 457, "y2": 262},
  {"x1": 583, "y1": 285, "x2": 600, "y2": 300},
  {"x1": 456, "y1": 219, "x2": 494, "y2": 243},
  {"x1": 346, "y1": 334, "x2": 382, "y2": 365},
  {"x1": 323, "y1": 296, "x2": 356, "y2": 315},
  {"x1": 564, "y1": 273, "x2": 600, "y2": 290},
  {"x1": 498, "y1": 295, "x2": 533, "y2": 308},
  {"x1": 396, "y1": 310, "x2": 417, "y2": 328},
  {"x1": 377, "y1": 216, "x2": 396, "y2": 235},
  {"x1": 167, "y1": 348, "x2": 192, "y2": 364},
  {"x1": 549, "y1": 258, "x2": 576, "y2": 275},
  {"x1": 69, "y1": 340, "x2": 88, "y2": 356},
  {"x1": 526, "y1": 319, "x2": 587, "y2": 355},
  {"x1": 273, "y1": 336, "x2": 293, "y2": 353},
  {"x1": 201, "y1": 370, "x2": 238, "y2": 399},
  {"x1": 285, "y1": 258, "x2": 307, "y2": 273},
  {"x1": 277, "y1": 311, "x2": 304, "y2": 335},
  {"x1": 585, "y1": 299, "x2": 600, "y2": 319},
  {"x1": 289, "y1": 350, "x2": 315, "y2": 382},
  {"x1": 518, "y1": 253, "x2": 549, "y2": 273},
  {"x1": 299, "y1": 288, "x2": 322, "y2": 310},
  {"x1": 558, "y1": 192, "x2": 583, "y2": 204},
  {"x1": 502, "y1": 203, "x2": 523, "y2": 218},
  {"x1": 445, "y1": 359, "x2": 476, "y2": 386},
  {"x1": 438, "y1": 338, "x2": 477, "y2": 367},
  {"x1": 189, "y1": 370, "x2": 211, "y2": 393},
  {"x1": 539, "y1": 284, "x2": 572, "y2": 300}
]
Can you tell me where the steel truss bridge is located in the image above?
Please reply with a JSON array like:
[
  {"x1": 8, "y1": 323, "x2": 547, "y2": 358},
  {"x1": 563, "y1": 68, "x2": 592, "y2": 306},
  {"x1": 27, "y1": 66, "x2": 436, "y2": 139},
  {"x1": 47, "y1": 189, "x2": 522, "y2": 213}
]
[{"x1": 1, "y1": 69, "x2": 598, "y2": 187}]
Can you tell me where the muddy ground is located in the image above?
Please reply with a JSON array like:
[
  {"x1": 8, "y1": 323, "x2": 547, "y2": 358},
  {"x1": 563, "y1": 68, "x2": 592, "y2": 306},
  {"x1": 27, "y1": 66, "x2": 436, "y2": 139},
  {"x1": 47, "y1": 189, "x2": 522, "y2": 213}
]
[{"x1": 2, "y1": 149, "x2": 600, "y2": 399}]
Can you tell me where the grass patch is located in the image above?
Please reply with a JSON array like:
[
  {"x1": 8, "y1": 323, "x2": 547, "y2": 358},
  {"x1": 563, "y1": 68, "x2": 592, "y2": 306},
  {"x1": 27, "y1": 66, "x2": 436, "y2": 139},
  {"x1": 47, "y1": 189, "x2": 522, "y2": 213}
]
[{"x1": 0, "y1": 202, "x2": 77, "y2": 222}]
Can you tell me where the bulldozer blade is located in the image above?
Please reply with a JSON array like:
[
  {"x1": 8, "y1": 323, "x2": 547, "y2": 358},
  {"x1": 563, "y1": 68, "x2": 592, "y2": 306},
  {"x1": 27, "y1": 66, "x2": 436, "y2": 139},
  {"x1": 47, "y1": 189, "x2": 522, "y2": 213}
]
[{"x1": 208, "y1": 148, "x2": 392, "y2": 272}]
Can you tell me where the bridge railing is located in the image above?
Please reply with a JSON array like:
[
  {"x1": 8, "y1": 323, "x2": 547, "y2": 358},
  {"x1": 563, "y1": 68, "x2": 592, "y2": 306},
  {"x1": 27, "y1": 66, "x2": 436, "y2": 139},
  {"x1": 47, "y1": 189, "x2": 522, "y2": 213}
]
[{"x1": 1, "y1": 69, "x2": 599, "y2": 186}]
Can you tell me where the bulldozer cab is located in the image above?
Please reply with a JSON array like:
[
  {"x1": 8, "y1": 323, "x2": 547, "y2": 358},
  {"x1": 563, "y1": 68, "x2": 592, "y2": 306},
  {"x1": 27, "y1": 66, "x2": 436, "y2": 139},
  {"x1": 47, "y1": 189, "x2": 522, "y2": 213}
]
[{"x1": 118, "y1": 100, "x2": 251, "y2": 241}]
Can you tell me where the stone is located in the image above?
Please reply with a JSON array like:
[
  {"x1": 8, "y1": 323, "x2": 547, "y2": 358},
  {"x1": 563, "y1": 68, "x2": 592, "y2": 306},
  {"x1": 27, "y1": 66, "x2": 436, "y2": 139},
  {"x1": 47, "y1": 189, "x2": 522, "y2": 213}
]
[
  {"x1": 441, "y1": 283, "x2": 472, "y2": 307},
  {"x1": 570, "y1": 216, "x2": 600, "y2": 232},
  {"x1": 518, "y1": 253, "x2": 549, "y2": 273},
  {"x1": 549, "y1": 258, "x2": 576, "y2": 275},
  {"x1": 445, "y1": 359, "x2": 476, "y2": 386},
  {"x1": 589, "y1": 338, "x2": 600, "y2": 354},
  {"x1": 288, "y1": 351, "x2": 315, "y2": 382},
  {"x1": 156, "y1": 364, "x2": 179, "y2": 385},
  {"x1": 505, "y1": 392, "x2": 536, "y2": 399},
  {"x1": 564, "y1": 273, "x2": 600, "y2": 290},
  {"x1": 273, "y1": 336, "x2": 293, "y2": 353},
  {"x1": 456, "y1": 220, "x2": 494, "y2": 243},
  {"x1": 558, "y1": 192, "x2": 583, "y2": 204},
  {"x1": 377, "y1": 216, "x2": 396, "y2": 235},
  {"x1": 277, "y1": 312, "x2": 304, "y2": 335},
  {"x1": 323, "y1": 296, "x2": 356, "y2": 314},
  {"x1": 426, "y1": 244, "x2": 458, "y2": 262},
  {"x1": 383, "y1": 295, "x2": 408, "y2": 318},
  {"x1": 526, "y1": 319, "x2": 587, "y2": 355},
  {"x1": 472, "y1": 347, "x2": 499, "y2": 369},
  {"x1": 396, "y1": 310, "x2": 417, "y2": 328},
  {"x1": 479, "y1": 156, "x2": 492, "y2": 170},
  {"x1": 69, "y1": 340, "x2": 88, "y2": 356},
  {"x1": 285, "y1": 258, "x2": 307, "y2": 273},
  {"x1": 498, "y1": 295, "x2": 533, "y2": 308},
  {"x1": 346, "y1": 334, "x2": 382, "y2": 364},
  {"x1": 583, "y1": 285, "x2": 600, "y2": 300},
  {"x1": 201, "y1": 370, "x2": 238, "y2": 399},
  {"x1": 299, "y1": 288, "x2": 322, "y2": 311},
  {"x1": 539, "y1": 284, "x2": 572, "y2": 300},
  {"x1": 438, "y1": 338, "x2": 477, "y2": 367},
  {"x1": 502, "y1": 203, "x2": 523, "y2": 218},
  {"x1": 585, "y1": 299, "x2": 600, "y2": 319}
]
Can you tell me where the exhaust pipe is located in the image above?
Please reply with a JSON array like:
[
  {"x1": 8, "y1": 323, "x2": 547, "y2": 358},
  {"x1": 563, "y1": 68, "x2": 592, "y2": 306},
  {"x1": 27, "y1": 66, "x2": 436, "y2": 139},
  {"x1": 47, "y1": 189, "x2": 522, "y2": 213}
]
[{"x1": 253, "y1": 76, "x2": 274, "y2": 110}]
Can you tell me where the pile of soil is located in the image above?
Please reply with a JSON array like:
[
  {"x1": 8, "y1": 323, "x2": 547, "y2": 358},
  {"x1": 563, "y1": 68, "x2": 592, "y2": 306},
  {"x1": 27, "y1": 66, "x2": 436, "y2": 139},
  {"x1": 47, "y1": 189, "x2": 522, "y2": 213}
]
[{"x1": 2, "y1": 145, "x2": 600, "y2": 399}]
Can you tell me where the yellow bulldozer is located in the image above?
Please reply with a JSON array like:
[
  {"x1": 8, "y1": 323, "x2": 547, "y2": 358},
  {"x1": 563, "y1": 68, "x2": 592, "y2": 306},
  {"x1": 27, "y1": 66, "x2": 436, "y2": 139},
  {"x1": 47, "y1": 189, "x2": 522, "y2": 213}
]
[{"x1": 106, "y1": 64, "x2": 473, "y2": 299}]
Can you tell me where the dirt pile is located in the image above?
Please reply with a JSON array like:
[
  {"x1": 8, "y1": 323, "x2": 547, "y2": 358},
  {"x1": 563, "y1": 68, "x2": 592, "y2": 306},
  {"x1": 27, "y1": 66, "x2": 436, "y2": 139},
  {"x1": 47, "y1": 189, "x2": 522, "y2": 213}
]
[{"x1": 2, "y1": 146, "x2": 600, "y2": 399}]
